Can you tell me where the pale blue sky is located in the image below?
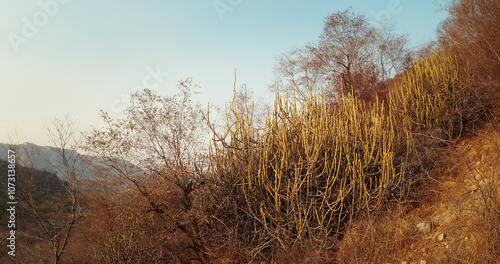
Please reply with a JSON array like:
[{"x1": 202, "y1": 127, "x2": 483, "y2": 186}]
[{"x1": 1, "y1": 0, "x2": 447, "y2": 146}]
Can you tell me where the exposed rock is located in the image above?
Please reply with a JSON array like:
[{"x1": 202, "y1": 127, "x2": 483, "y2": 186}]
[
  {"x1": 432, "y1": 209, "x2": 456, "y2": 225},
  {"x1": 438, "y1": 233, "x2": 446, "y2": 241},
  {"x1": 417, "y1": 221, "x2": 432, "y2": 234},
  {"x1": 420, "y1": 260, "x2": 427, "y2": 264}
]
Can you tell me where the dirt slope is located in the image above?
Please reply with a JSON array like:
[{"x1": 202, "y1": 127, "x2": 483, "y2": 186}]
[{"x1": 337, "y1": 120, "x2": 500, "y2": 263}]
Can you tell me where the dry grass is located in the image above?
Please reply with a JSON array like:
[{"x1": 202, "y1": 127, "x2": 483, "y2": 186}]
[
  {"x1": 336, "y1": 205, "x2": 417, "y2": 263},
  {"x1": 336, "y1": 118, "x2": 500, "y2": 263}
]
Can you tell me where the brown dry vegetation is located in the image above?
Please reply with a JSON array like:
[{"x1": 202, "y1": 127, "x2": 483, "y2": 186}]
[
  {"x1": 337, "y1": 115, "x2": 500, "y2": 264},
  {"x1": 1, "y1": 0, "x2": 499, "y2": 263}
]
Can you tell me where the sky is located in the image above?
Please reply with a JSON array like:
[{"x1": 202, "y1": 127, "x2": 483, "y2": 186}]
[{"x1": 0, "y1": 0, "x2": 448, "y2": 146}]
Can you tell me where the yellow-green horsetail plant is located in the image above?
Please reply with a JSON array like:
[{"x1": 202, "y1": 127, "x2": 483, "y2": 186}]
[
  {"x1": 389, "y1": 50, "x2": 470, "y2": 135},
  {"x1": 208, "y1": 50, "x2": 469, "y2": 244}
]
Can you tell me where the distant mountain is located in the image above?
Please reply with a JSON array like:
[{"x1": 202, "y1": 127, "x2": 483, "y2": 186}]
[
  {"x1": 0, "y1": 142, "x2": 96, "y2": 180},
  {"x1": 0, "y1": 159, "x2": 71, "y2": 229}
]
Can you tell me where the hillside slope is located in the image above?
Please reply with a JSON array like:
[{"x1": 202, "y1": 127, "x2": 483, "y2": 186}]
[{"x1": 337, "y1": 116, "x2": 500, "y2": 263}]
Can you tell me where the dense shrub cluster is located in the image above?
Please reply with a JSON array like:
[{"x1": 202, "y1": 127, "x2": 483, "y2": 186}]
[{"x1": 204, "y1": 51, "x2": 471, "y2": 261}]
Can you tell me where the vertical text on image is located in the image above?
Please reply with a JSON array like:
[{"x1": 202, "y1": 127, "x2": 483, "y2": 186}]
[{"x1": 6, "y1": 150, "x2": 17, "y2": 257}]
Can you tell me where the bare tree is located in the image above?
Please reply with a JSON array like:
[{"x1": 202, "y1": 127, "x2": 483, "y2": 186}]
[
  {"x1": 272, "y1": 8, "x2": 410, "y2": 101},
  {"x1": 84, "y1": 78, "x2": 209, "y2": 263},
  {"x1": 437, "y1": 0, "x2": 500, "y2": 80},
  {"x1": 372, "y1": 23, "x2": 411, "y2": 82},
  {"x1": 16, "y1": 115, "x2": 90, "y2": 264}
]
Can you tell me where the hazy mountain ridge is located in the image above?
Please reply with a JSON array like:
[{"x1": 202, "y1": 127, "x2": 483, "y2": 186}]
[{"x1": 0, "y1": 142, "x2": 96, "y2": 180}]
